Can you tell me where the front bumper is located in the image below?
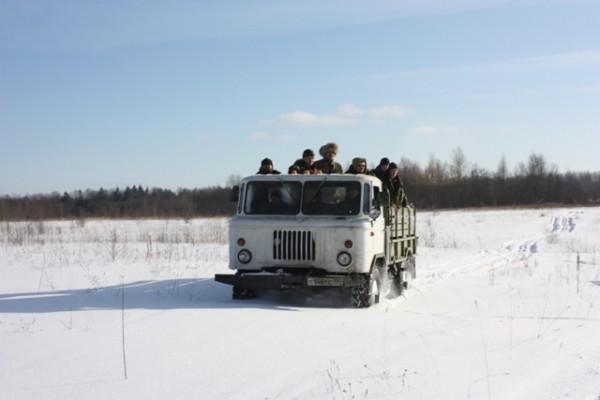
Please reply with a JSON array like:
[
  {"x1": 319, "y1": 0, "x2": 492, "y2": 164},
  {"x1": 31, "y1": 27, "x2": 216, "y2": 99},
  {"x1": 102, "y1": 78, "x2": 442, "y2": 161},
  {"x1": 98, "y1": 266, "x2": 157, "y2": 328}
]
[{"x1": 214, "y1": 271, "x2": 363, "y2": 291}]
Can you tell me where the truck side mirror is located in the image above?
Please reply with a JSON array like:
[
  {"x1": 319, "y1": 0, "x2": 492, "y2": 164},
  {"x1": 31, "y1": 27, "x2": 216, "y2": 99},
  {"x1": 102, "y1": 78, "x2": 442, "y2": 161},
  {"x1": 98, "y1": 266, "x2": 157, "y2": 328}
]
[
  {"x1": 375, "y1": 191, "x2": 390, "y2": 208},
  {"x1": 229, "y1": 185, "x2": 240, "y2": 202}
]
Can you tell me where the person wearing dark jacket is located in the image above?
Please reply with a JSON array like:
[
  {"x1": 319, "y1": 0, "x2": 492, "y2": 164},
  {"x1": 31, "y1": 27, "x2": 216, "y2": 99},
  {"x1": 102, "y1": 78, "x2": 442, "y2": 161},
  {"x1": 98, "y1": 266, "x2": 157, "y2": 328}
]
[
  {"x1": 256, "y1": 158, "x2": 281, "y2": 175},
  {"x1": 382, "y1": 162, "x2": 407, "y2": 207},
  {"x1": 371, "y1": 157, "x2": 390, "y2": 181},
  {"x1": 313, "y1": 142, "x2": 343, "y2": 174},
  {"x1": 292, "y1": 149, "x2": 315, "y2": 174}
]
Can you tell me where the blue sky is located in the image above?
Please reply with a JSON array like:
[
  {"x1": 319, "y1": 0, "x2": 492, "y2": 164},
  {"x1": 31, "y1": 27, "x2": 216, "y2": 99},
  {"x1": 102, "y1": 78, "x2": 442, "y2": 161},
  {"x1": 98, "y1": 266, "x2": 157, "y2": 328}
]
[{"x1": 1, "y1": 0, "x2": 599, "y2": 195}]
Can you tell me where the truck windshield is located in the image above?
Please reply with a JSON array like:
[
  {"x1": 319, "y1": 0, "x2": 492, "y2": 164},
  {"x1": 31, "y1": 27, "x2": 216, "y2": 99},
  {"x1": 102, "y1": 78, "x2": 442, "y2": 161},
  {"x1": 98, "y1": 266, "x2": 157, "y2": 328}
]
[
  {"x1": 243, "y1": 180, "x2": 365, "y2": 216},
  {"x1": 244, "y1": 181, "x2": 302, "y2": 215},
  {"x1": 302, "y1": 181, "x2": 362, "y2": 216}
]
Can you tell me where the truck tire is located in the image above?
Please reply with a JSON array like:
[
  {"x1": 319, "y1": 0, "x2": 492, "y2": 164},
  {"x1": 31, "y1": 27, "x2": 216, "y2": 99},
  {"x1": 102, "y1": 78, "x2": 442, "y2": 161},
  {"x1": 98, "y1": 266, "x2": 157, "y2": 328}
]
[
  {"x1": 351, "y1": 269, "x2": 381, "y2": 308},
  {"x1": 232, "y1": 286, "x2": 257, "y2": 300},
  {"x1": 388, "y1": 263, "x2": 403, "y2": 298}
]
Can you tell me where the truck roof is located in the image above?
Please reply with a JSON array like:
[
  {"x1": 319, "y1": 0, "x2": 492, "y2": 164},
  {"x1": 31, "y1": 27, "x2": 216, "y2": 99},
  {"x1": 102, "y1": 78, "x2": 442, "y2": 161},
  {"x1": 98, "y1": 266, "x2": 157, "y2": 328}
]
[{"x1": 242, "y1": 173, "x2": 383, "y2": 185}]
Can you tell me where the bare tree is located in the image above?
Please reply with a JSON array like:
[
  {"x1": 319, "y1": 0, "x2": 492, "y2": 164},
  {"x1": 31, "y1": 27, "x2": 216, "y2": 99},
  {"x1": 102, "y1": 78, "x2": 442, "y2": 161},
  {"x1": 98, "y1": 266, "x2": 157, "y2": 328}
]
[
  {"x1": 226, "y1": 174, "x2": 242, "y2": 188},
  {"x1": 492, "y1": 155, "x2": 509, "y2": 206},
  {"x1": 424, "y1": 153, "x2": 448, "y2": 208},
  {"x1": 495, "y1": 155, "x2": 508, "y2": 180},
  {"x1": 522, "y1": 153, "x2": 549, "y2": 203},
  {"x1": 398, "y1": 156, "x2": 423, "y2": 186},
  {"x1": 449, "y1": 147, "x2": 469, "y2": 181},
  {"x1": 527, "y1": 153, "x2": 547, "y2": 177},
  {"x1": 398, "y1": 156, "x2": 423, "y2": 206}
]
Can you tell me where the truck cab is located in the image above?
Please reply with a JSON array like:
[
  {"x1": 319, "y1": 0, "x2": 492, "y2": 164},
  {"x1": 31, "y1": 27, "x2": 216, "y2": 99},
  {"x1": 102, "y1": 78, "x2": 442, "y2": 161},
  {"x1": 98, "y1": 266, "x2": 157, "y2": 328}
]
[{"x1": 215, "y1": 173, "x2": 417, "y2": 308}]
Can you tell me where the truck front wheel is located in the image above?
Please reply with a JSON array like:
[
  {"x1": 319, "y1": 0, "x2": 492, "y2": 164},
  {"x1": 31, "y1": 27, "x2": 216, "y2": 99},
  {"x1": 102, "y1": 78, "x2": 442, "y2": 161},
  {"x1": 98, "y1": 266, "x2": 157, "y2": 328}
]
[
  {"x1": 232, "y1": 286, "x2": 257, "y2": 300},
  {"x1": 350, "y1": 270, "x2": 381, "y2": 308}
]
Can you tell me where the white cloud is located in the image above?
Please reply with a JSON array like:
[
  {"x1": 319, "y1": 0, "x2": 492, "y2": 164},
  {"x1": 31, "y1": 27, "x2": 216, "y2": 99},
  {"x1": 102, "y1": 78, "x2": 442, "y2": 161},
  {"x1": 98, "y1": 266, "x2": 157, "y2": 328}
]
[
  {"x1": 365, "y1": 105, "x2": 412, "y2": 119},
  {"x1": 261, "y1": 104, "x2": 411, "y2": 127},
  {"x1": 249, "y1": 132, "x2": 269, "y2": 140},
  {"x1": 484, "y1": 49, "x2": 600, "y2": 73},
  {"x1": 412, "y1": 126, "x2": 438, "y2": 135},
  {"x1": 276, "y1": 134, "x2": 297, "y2": 141},
  {"x1": 337, "y1": 104, "x2": 412, "y2": 119},
  {"x1": 336, "y1": 104, "x2": 364, "y2": 118},
  {"x1": 261, "y1": 111, "x2": 355, "y2": 127},
  {"x1": 1, "y1": 0, "x2": 556, "y2": 49},
  {"x1": 382, "y1": 50, "x2": 600, "y2": 82}
]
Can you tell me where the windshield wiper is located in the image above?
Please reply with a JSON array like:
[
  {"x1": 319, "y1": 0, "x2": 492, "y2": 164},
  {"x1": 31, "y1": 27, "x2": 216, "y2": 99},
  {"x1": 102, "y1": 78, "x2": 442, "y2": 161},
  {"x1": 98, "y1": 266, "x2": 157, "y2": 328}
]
[{"x1": 305, "y1": 175, "x2": 329, "y2": 204}]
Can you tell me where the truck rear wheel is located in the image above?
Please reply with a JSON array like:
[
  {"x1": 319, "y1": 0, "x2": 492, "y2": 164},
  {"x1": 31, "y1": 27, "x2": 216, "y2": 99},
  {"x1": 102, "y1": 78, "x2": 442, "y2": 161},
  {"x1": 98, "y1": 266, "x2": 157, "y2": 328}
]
[
  {"x1": 350, "y1": 270, "x2": 381, "y2": 308},
  {"x1": 387, "y1": 263, "x2": 403, "y2": 298}
]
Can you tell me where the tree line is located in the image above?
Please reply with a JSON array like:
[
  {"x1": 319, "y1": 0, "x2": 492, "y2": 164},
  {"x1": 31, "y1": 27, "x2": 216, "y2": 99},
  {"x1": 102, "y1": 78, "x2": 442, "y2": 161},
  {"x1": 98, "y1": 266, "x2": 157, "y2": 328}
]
[
  {"x1": 399, "y1": 150, "x2": 600, "y2": 209},
  {"x1": 0, "y1": 186, "x2": 234, "y2": 221},
  {"x1": 1, "y1": 151, "x2": 598, "y2": 221}
]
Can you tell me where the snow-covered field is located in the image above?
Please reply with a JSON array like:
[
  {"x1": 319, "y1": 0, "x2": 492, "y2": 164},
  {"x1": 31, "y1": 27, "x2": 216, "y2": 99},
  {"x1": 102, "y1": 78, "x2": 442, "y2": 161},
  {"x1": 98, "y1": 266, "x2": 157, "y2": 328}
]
[{"x1": 1, "y1": 208, "x2": 599, "y2": 400}]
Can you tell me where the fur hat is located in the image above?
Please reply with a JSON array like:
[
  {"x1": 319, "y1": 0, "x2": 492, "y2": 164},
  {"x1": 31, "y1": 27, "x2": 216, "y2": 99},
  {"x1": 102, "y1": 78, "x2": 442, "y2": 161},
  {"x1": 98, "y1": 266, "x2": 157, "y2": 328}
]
[
  {"x1": 319, "y1": 142, "x2": 338, "y2": 157},
  {"x1": 352, "y1": 157, "x2": 367, "y2": 169}
]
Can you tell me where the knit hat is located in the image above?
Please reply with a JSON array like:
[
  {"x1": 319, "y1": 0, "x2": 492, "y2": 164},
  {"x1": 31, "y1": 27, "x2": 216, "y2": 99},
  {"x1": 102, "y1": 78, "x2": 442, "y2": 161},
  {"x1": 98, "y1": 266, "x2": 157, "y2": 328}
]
[
  {"x1": 319, "y1": 142, "x2": 338, "y2": 157},
  {"x1": 303, "y1": 149, "x2": 315, "y2": 157},
  {"x1": 261, "y1": 158, "x2": 273, "y2": 166},
  {"x1": 380, "y1": 157, "x2": 390, "y2": 165},
  {"x1": 388, "y1": 162, "x2": 398, "y2": 170}
]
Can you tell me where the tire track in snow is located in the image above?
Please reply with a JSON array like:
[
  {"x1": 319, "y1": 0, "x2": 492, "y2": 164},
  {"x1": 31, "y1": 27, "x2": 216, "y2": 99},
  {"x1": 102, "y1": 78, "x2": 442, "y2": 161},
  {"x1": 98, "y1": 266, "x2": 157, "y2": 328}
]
[{"x1": 416, "y1": 211, "x2": 577, "y2": 287}]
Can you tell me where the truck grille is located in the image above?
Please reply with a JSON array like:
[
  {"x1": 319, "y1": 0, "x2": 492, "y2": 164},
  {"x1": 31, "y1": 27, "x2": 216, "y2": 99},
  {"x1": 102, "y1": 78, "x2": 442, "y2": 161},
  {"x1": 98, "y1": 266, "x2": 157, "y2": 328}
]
[{"x1": 273, "y1": 230, "x2": 316, "y2": 261}]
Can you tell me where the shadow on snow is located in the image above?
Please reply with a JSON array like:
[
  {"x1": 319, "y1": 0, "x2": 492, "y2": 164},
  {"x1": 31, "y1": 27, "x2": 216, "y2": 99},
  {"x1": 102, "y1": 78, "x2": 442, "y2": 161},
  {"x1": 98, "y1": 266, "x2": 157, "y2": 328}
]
[{"x1": 0, "y1": 279, "x2": 352, "y2": 313}]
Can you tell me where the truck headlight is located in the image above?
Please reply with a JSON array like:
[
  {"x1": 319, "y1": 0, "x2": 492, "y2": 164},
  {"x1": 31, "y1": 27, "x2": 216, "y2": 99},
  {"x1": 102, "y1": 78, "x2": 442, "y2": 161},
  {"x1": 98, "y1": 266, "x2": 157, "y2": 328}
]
[
  {"x1": 237, "y1": 249, "x2": 252, "y2": 264},
  {"x1": 337, "y1": 251, "x2": 352, "y2": 267}
]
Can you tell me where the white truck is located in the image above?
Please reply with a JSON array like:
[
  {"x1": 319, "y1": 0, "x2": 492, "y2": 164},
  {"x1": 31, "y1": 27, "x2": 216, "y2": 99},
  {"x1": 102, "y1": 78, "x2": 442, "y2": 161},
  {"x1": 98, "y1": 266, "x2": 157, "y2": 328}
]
[{"x1": 214, "y1": 173, "x2": 417, "y2": 307}]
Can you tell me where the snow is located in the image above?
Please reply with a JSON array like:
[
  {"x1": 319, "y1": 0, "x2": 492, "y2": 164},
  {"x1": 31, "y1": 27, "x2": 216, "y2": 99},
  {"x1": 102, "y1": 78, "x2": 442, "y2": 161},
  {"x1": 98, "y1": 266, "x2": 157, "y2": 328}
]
[{"x1": 1, "y1": 208, "x2": 599, "y2": 400}]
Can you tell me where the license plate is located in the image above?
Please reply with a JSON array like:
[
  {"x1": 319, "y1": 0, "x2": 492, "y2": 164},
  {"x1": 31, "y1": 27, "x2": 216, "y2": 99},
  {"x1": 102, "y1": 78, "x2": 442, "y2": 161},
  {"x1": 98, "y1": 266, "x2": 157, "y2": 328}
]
[{"x1": 307, "y1": 277, "x2": 345, "y2": 287}]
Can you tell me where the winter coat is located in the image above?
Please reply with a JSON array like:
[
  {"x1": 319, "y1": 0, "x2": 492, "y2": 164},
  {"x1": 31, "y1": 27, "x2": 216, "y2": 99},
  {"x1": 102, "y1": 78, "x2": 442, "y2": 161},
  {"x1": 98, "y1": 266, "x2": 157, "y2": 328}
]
[
  {"x1": 256, "y1": 167, "x2": 281, "y2": 175},
  {"x1": 292, "y1": 158, "x2": 314, "y2": 174},
  {"x1": 313, "y1": 158, "x2": 343, "y2": 174},
  {"x1": 383, "y1": 175, "x2": 407, "y2": 207},
  {"x1": 346, "y1": 157, "x2": 374, "y2": 175},
  {"x1": 371, "y1": 166, "x2": 387, "y2": 181}
]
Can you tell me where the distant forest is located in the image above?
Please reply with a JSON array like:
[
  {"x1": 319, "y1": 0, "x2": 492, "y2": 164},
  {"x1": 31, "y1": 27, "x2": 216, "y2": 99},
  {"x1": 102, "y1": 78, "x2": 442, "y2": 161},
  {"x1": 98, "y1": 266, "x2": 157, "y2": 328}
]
[{"x1": 1, "y1": 151, "x2": 599, "y2": 221}]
